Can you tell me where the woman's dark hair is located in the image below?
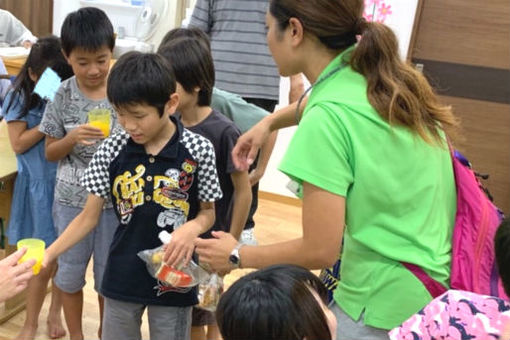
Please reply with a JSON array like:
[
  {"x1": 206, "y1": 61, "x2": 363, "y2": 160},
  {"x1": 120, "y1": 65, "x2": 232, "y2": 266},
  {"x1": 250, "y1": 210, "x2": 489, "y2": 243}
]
[
  {"x1": 61, "y1": 7, "x2": 115, "y2": 56},
  {"x1": 216, "y1": 264, "x2": 332, "y2": 340},
  {"x1": 160, "y1": 27, "x2": 211, "y2": 51},
  {"x1": 157, "y1": 36, "x2": 215, "y2": 107},
  {"x1": 5, "y1": 35, "x2": 73, "y2": 119},
  {"x1": 107, "y1": 51, "x2": 176, "y2": 117},
  {"x1": 269, "y1": 0, "x2": 460, "y2": 144},
  {"x1": 495, "y1": 218, "x2": 510, "y2": 297}
]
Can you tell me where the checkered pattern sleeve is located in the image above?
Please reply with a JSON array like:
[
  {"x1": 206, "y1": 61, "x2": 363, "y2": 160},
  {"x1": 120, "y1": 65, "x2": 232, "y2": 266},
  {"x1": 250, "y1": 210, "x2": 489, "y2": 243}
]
[
  {"x1": 182, "y1": 129, "x2": 223, "y2": 202},
  {"x1": 80, "y1": 130, "x2": 129, "y2": 198}
]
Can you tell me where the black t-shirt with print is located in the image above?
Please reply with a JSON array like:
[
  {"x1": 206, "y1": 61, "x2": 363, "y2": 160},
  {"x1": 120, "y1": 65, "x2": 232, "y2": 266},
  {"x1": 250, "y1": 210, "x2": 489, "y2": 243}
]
[{"x1": 81, "y1": 116, "x2": 222, "y2": 306}]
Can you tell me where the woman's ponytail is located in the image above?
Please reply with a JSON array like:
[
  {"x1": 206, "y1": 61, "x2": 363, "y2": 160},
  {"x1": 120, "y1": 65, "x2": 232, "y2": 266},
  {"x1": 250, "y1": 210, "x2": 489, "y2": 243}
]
[{"x1": 351, "y1": 22, "x2": 460, "y2": 144}]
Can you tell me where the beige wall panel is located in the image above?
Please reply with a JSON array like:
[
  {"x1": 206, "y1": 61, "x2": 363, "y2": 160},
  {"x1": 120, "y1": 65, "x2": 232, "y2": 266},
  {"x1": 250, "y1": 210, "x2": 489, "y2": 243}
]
[{"x1": 412, "y1": 0, "x2": 510, "y2": 69}]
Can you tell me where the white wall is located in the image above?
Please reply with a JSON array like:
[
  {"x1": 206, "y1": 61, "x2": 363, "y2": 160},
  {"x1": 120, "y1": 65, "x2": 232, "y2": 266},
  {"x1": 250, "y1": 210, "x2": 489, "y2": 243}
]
[
  {"x1": 258, "y1": 77, "x2": 299, "y2": 198},
  {"x1": 53, "y1": 0, "x2": 81, "y2": 35}
]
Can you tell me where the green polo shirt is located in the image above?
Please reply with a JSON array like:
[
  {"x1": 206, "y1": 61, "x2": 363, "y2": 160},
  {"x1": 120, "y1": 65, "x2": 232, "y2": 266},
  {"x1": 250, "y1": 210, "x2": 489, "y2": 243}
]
[{"x1": 278, "y1": 49, "x2": 456, "y2": 329}]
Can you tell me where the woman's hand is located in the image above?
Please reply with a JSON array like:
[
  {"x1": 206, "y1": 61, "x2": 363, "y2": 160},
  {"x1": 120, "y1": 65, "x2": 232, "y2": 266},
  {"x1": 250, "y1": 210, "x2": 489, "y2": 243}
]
[
  {"x1": 163, "y1": 221, "x2": 202, "y2": 268},
  {"x1": 232, "y1": 118, "x2": 271, "y2": 171},
  {"x1": 0, "y1": 248, "x2": 35, "y2": 302},
  {"x1": 68, "y1": 124, "x2": 105, "y2": 146},
  {"x1": 195, "y1": 231, "x2": 238, "y2": 273}
]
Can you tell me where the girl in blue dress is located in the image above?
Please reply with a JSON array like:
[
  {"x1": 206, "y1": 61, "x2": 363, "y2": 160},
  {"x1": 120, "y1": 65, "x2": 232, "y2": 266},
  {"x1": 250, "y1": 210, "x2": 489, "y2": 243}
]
[{"x1": 3, "y1": 36, "x2": 73, "y2": 340}]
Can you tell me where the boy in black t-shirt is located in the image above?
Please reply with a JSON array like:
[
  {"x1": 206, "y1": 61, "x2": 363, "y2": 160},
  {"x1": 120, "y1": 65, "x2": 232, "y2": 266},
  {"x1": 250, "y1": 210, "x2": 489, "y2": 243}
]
[
  {"x1": 158, "y1": 37, "x2": 252, "y2": 340},
  {"x1": 43, "y1": 52, "x2": 222, "y2": 340}
]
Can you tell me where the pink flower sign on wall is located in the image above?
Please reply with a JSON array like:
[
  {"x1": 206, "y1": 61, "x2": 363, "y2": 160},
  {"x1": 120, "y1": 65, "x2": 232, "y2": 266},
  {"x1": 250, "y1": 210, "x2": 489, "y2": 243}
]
[
  {"x1": 362, "y1": 0, "x2": 420, "y2": 58},
  {"x1": 364, "y1": 0, "x2": 393, "y2": 23}
]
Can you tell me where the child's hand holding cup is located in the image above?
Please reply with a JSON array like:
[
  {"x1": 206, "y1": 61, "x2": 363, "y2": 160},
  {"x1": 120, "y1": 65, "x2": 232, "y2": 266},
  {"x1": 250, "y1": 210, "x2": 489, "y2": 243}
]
[
  {"x1": 87, "y1": 108, "x2": 111, "y2": 138},
  {"x1": 17, "y1": 238, "x2": 45, "y2": 275}
]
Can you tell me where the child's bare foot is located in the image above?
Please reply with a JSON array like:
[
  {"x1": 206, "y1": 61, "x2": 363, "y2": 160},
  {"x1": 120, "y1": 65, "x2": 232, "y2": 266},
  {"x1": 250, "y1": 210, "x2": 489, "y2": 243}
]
[
  {"x1": 47, "y1": 314, "x2": 66, "y2": 339},
  {"x1": 15, "y1": 325, "x2": 37, "y2": 340}
]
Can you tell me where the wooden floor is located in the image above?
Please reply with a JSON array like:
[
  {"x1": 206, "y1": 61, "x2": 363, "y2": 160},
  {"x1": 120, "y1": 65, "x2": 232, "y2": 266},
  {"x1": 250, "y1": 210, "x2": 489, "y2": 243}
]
[{"x1": 0, "y1": 197, "x2": 302, "y2": 340}]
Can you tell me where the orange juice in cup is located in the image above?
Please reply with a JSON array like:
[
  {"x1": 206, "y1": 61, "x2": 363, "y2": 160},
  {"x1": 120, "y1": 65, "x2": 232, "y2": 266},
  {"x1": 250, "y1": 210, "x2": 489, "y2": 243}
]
[
  {"x1": 88, "y1": 108, "x2": 111, "y2": 137},
  {"x1": 17, "y1": 238, "x2": 45, "y2": 275}
]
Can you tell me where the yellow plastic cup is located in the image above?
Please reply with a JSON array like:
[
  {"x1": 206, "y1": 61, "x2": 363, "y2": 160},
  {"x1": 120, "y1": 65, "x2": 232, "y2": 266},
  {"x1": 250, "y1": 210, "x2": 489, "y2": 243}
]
[
  {"x1": 88, "y1": 108, "x2": 111, "y2": 137},
  {"x1": 17, "y1": 238, "x2": 45, "y2": 275}
]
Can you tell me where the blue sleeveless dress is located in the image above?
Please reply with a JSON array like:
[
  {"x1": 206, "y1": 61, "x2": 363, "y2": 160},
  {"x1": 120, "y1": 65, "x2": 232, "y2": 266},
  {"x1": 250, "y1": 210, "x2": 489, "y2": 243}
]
[{"x1": 3, "y1": 91, "x2": 57, "y2": 246}]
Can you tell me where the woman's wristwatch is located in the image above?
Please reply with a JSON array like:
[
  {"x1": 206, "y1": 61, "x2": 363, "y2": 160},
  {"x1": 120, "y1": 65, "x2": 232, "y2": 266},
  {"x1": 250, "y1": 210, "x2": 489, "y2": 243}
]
[{"x1": 229, "y1": 243, "x2": 244, "y2": 268}]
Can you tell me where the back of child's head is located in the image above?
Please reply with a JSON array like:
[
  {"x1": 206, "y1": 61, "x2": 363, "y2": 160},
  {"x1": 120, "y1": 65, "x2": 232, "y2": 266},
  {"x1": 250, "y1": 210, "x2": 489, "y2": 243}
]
[
  {"x1": 157, "y1": 36, "x2": 214, "y2": 107},
  {"x1": 7, "y1": 35, "x2": 73, "y2": 118},
  {"x1": 107, "y1": 51, "x2": 176, "y2": 117},
  {"x1": 160, "y1": 27, "x2": 211, "y2": 51},
  {"x1": 60, "y1": 7, "x2": 115, "y2": 56},
  {"x1": 495, "y1": 218, "x2": 510, "y2": 296},
  {"x1": 216, "y1": 264, "x2": 333, "y2": 340}
]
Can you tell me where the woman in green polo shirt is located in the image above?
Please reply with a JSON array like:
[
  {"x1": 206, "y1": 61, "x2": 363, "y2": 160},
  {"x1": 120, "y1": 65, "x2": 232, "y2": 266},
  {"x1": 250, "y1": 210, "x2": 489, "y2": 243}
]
[{"x1": 195, "y1": 0, "x2": 459, "y2": 339}]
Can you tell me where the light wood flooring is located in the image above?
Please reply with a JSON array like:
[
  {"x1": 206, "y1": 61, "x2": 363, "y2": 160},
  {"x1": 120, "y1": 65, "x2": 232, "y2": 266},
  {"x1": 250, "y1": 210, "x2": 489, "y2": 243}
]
[{"x1": 0, "y1": 197, "x2": 302, "y2": 340}]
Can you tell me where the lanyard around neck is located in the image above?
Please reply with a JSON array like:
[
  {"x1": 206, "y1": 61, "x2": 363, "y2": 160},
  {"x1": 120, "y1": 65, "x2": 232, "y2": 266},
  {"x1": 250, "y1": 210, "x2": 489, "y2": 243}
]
[{"x1": 295, "y1": 63, "x2": 346, "y2": 125}]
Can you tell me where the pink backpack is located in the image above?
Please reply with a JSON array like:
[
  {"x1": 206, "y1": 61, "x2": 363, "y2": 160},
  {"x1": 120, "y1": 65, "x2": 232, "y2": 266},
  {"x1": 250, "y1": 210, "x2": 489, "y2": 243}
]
[{"x1": 403, "y1": 147, "x2": 508, "y2": 300}]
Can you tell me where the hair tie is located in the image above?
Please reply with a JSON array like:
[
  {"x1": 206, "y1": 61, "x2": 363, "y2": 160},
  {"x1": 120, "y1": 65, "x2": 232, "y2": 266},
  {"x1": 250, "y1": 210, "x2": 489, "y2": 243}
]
[
  {"x1": 319, "y1": 32, "x2": 357, "y2": 49},
  {"x1": 354, "y1": 17, "x2": 368, "y2": 35}
]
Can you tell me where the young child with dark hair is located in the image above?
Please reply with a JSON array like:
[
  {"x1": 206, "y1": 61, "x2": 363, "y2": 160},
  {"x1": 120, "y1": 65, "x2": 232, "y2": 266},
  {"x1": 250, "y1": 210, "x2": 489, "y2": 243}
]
[
  {"x1": 161, "y1": 27, "x2": 277, "y2": 246},
  {"x1": 158, "y1": 36, "x2": 252, "y2": 340},
  {"x1": 216, "y1": 264, "x2": 337, "y2": 340},
  {"x1": 3, "y1": 35, "x2": 72, "y2": 340},
  {"x1": 43, "y1": 51, "x2": 222, "y2": 340},
  {"x1": 38, "y1": 7, "x2": 118, "y2": 340}
]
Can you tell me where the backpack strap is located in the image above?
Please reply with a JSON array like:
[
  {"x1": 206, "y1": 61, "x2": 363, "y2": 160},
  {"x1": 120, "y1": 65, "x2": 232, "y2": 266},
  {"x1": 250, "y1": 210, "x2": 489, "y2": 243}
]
[{"x1": 401, "y1": 262, "x2": 448, "y2": 298}]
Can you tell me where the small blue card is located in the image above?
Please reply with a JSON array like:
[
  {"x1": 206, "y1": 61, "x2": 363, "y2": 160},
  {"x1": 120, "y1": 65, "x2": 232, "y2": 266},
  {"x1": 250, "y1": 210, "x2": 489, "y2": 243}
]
[{"x1": 33, "y1": 67, "x2": 61, "y2": 102}]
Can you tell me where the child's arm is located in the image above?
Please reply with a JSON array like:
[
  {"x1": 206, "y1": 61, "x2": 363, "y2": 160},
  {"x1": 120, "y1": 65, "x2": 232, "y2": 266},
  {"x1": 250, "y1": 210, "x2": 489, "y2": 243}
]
[
  {"x1": 39, "y1": 85, "x2": 104, "y2": 161},
  {"x1": 45, "y1": 125, "x2": 104, "y2": 161},
  {"x1": 43, "y1": 194, "x2": 104, "y2": 266},
  {"x1": 6, "y1": 121, "x2": 45, "y2": 154},
  {"x1": 163, "y1": 201, "x2": 216, "y2": 268},
  {"x1": 229, "y1": 170, "x2": 252, "y2": 240}
]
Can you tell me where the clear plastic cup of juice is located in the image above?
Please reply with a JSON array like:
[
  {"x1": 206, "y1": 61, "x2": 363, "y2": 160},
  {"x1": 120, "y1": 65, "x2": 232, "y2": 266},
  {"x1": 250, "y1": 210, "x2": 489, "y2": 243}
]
[
  {"x1": 17, "y1": 238, "x2": 45, "y2": 275},
  {"x1": 88, "y1": 108, "x2": 111, "y2": 137}
]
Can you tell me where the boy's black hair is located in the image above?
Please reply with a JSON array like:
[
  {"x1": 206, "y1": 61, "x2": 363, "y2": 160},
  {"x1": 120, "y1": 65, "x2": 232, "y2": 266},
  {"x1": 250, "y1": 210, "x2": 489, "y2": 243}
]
[
  {"x1": 160, "y1": 27, "x2": 211, "y2": 51},
  {"x1": 216, "y1": 264, "x2": 332, "y2": 340},
  {"x1": 6, "y1": 35, "x2": 73, "y2": 119},
  {"x1": 495, "y1": 218, "x2": 510, "y2": 297},
  {"x1": 157, "y1": 36, "x2": 215, "y2": 107},
  {"x1": 61, "y1": 7, "x2": 115, "y2": 56},
  {"x1": 107, "y1": 51, "x2": 176, "y2": 117}
]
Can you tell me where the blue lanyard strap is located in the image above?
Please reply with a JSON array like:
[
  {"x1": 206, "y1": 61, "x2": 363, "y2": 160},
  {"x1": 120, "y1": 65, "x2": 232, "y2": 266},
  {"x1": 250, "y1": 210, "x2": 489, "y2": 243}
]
[{"x1": 295, "y1": 63, "x2": 346, "y2": 125}]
